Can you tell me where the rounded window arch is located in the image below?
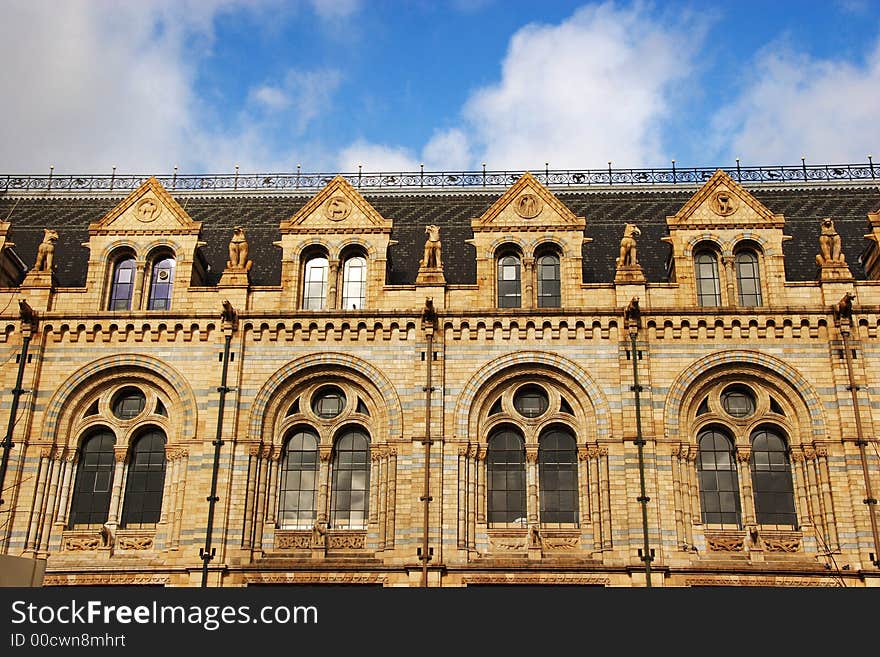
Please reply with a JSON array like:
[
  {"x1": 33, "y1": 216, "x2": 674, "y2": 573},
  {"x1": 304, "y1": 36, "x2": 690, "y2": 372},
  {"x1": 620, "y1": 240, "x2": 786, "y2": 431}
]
[
  {"x1": 536, "y1": 246, "x2": 561, "y2": 308},
  {"x1": 734, "y1": 245, "x2": 763, "y2": 307},
  {"x1": 120, "y1": 427, "x2": 167, "y2": 527},
  {"x1": 694, "y1": 246, "x2": 722, "y2": 307},
  {"x1": 146, "y1": 250, "x2": 176, "y2": 310},
  {"x1": 278, "y1": 427, "x2": 319, "y2": 528},
  {"x1": 487, "y1": 426, "x2": 526, "y2": 524},
  {"x1": 329, "y1": 427, "x2": 371, "y2": 528},
  {"x1": 69, "y1": 428, "x2": 116, "y2": 527},
  {"x1": 302, "y1": 248, "x2": 329, "y2": 310},
  {"x1": 496, "y1": 248, "x2": 522, "y2": 308},
  {"x1": 697, "y1": 427, "x2": 741, "y2": 526},
  {"x1": 538, "y1": 426, "x2": 578, "y2": 524},
  {"x1": 108, "y1": 251, "x2": 137, "y2": 311},
  {"x1": 341, "y1": 247, "x2": 367, "y2": 310},
  {"x1": 750, "y1": 426, "x2": 797, "y2": 528}
]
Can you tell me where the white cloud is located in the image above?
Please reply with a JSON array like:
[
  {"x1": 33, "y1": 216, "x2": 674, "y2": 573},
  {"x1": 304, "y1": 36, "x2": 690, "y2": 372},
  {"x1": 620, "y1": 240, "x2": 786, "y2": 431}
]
[
  {"x1": 711, "y1": 40, "x2": 880, "y2": 164},
  {"x1": 422, "y1": 129, "x2": 472, "y2": 170},
  {"x1": 336, "y1": 140, "x2": 420, "y2": 172},
  {"x1": 251, "y1": 86, "x2": 292, "y2": 111}
]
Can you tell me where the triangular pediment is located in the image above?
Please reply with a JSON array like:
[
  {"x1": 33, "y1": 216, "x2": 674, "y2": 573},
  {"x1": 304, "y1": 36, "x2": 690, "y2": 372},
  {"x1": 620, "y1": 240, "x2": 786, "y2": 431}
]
[
  {"x1": 668, "y1": 169, "x2": 784, "y2": 229},
  {"x1": 281, "y1": 176, "x2": 392, "y2": 233},
  {"x1": 472, "y1": 172, "x2": 585, "y2": 231},
  {"x1": 89, "y1": 176, "x2": 201, "y2": 234}
]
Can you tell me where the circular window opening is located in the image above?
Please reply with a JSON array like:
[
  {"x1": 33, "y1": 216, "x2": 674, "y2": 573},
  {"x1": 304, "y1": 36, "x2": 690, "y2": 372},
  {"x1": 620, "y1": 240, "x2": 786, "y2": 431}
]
[
  {"x1": 721, "y1": 385, "x2": 756, "y2": 418},
  {"x1": 513, "y1": 385, "x2": 549, "y2": 418},
  {"x1": 312, "y1": 386, "x2": 346, "y2": 419},
  {"x1": 112, "y1": 387, "x2": 146, "y2": 420}
]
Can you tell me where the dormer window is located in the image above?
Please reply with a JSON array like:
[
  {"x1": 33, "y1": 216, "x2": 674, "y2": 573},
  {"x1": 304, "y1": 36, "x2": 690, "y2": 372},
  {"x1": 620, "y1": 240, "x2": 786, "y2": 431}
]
[
  {"x1": 695, "y1": 249, "x2": 721, "y2": 307},
  {"x1": 497, "y1": 251, "x2": 522, "y2": 308},
  {"x1": 536, "y1": 251, "x2": 561, "y2": 308},
  {"x1": 302, "y1": 253, "x2": 329, "y2": 310},
  {"x1": 341, "y1": 254, "x2": 367, "y2": 310},
  {"x1": 109, "y1": 255, "x2": 136, "y2": 311},
  {"x1": 147, "y1": 254, "x2": 176, "y2": 310},
  {"x1": 735, "y1": 249, "x2": 762, "y2": 307}
]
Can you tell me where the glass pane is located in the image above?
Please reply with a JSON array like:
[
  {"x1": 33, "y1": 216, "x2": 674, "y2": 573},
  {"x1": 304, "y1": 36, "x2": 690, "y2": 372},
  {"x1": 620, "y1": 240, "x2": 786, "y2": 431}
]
[
  {"x1": 147, "y1": 256, "x2": 176, "y2": 310},
  {"x1": 751, "y1": 428, "x2": 797, "y2": 526},
  {"x1": 487, "y1": 429, "x2": 525, "y2": 523},
  {"x1": 539, "y1": 428, "x2": 578, "y2": 524},
  {"x1": 70, "y1": 430, "x2": 116, "y2": 527},
  {"x1": 303, "y1": 257, "x2": 328, "y2": 309},
  {"x1": 330, "y1": 429, "x2": 370, "y2": 527},
  {"x1": 121, "y1": 429, "x2": 166, "y2": 526}
]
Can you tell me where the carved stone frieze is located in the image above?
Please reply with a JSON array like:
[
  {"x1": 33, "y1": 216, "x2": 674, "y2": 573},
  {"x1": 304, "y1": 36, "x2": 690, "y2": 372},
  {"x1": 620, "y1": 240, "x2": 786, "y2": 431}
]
[
  {"x1": 116, "y1": 534, "x2": 155, "y2": 550},
  {"x1": 327, "y1": 533, "x2": 366, "y2": 550},
  {"x1": 761, "y1": 534, "x2": 801, "y2": 553},
  {"x1": 62, "y1": 535, "x2": 101, "y2": 551},
  {"x1": 705, "y1": 533, "x2": 745, "y2": 552},
  {"x1": 274, "y1": 531, "x2": 311, "y2": 550},
  {"x1": 463, "y1": 575, "x2": 609, "y2": 586},
  {"x1": 44, "y1": 574, "x2": 170, "y2": 586},
  {"x1": 684, "y1": 576, "x2": 834, "y2": 587},
  {"x1": 245, "y1": 573, "x2": 387, "y2": 585},
  {"x1": 542, "y1": 538, "x2": 579, "y2": 551}
]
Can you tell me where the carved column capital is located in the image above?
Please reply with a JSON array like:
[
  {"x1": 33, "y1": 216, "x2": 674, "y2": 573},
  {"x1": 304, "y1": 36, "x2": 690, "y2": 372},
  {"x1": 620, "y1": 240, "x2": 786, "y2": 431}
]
[
  {"x1": 525, "y1": 447, "x2": 539, "y2": 464},
  {"x1": 319, "y1": 446, "x2": 333, "y2": 463},
  {"x1": 578, "y1": 447, "x2": 590, "y2": 462},
  {"x1": 113, "y1": 448, "x2": 128, "y2": 463},
  {"x1": 735, "y1": 448, "x2": 751, "y2": 463}
]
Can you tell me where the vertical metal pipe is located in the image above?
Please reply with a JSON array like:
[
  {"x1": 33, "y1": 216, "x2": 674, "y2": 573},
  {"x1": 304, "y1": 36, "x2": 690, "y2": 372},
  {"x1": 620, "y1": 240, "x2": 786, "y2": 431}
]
[
  {"x1": 0, "y1": 327, "x2": 32, "y2": 513},
  {"x1": 420, "y1": 299, "x2": 437, "y2": 587},
  {"x1": 201, "y1": 305, "x2": 235, "y2": 587}
]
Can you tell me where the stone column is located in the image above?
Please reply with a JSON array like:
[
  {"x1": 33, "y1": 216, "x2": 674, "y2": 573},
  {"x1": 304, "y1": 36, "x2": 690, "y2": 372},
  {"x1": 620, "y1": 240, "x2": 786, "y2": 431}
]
[
  {"x1": 457, "y1": 447, "x2": 468, "y2": 549},
  {"x1": 577, "y1": 448, "x2": 590, "y2": 527},
  {"x1": 106, "y1": 449, "x2": 127, "y2": 526},
  {"x1": 522, "y1": 257, "x2": 536, "y2": 310},
  {"x1": 376, "y1": 450, "x2": 387, "y2": 549},
  {"x1": 132, "y1": 261, "x2": 147, "y2": 310},
  {"x1": 476, "y1": 447, "x2": 486, "y2": 525},
  {"x1": 526, "y1": 446, "x2": 539, "y2": 524},
  {"x1": 317, "y1": 446, "x2": 333, "y2": 523},
  {"x1": 242, "y1": 447, "x2": 258, "y2": 549},
  {"x1": 265, "y1": 450, "x2": 280, "y2": 526},
  {"x1": 598, "y1": 447, "x2": 612, "y2": 550},
  {"x1": 722, "y1": 254, "x2": 737, "y2": 307},
  {"x1": 327, "y1": 259, "x2": 340, "y2": 309},
  {"x1": 736, "y1": 447, "x2": 756, "y2": 532},
  {"x1": 816, "y1": 446, "x2": 839, "y2": 549},
  {"x1": 386, "y1": 448, "x2": 397, "y2": 549},
  {"x1": 54, "y1": 453, "x2": 75, "y2": 526}
]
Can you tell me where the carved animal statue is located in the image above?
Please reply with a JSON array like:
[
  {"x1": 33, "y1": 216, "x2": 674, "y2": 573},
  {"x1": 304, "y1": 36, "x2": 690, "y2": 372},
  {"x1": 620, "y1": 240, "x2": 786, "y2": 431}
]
[
  {"x1": 837, "y1": 291, "x2": 856, "y2": 322},
  {"x1": 420, "y1": 224, "x2": 442, "y2": 269},
  {"x1": 816, "y1": 218, "x2": 844, "y2": 266},
  {"x1": 227, "y1": 226, "x2": 252, "y2": 271},
  {"x1": 33, "y1": 228, "x2": 58, "y2": 272},
  {"x1": 616, "y1": 223, "x2": 641, "y2": 268},
  {"x1": 528, "y1": 525, "x2": 542, "y2": 549},
  {"x1": 625, "y1": 296, "x2": 641, "y2": 324},
  {"x1": 310, "y1": 521, "x2": 327, "y2": 548}
]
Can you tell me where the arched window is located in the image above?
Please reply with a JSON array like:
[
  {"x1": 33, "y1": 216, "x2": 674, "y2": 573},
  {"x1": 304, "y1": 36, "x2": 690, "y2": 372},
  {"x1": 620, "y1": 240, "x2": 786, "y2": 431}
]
[
  {"x1": 750, "y1": 428, "x2": 797, "y2": 527},
  {"x1": 697, "y1": 428, "x2": 741, "y2": 526},
  {"x1": 341, "y1": 255, "x2": 367, "y2": 310},
  {"x1": 497, "y1": 252, "x2": 522, "y2": 308},
  {"x1": 735, "y1": 250, "x2": 762, "y2": 306},
  {"x1": 487, "y1": 428, "x2": 526, "y2": 524},
  {"x1": 302, "y1": 255, "x2": 329, "y2": 310},
  {"x1": 69, "y1": 429, "x2": 116, "y2": 527},
  {"x1": 109, "y1": 256, "x2": 136, "y2": 310},
  {"x1": 695, "y1": 250, "x2": 721, "y2": 306},
  {"x1": 120, "y1": 428, "x2": 167, "y2": 526},
  {"x1": 278, "y1": 429, "x2": 319, "y2": 528},
  {"x1": 330, "y1": 428, "x2": 370, "y2": 528},
  {"x1": 147, "y1": 254, "x2": 175, "y2": 310},
  {"x1": 536, "y1": 252, "x2": 561, "y2": 308},
  {"x1": 539, "y1": 427, "x2": 578, "y2": 524}
]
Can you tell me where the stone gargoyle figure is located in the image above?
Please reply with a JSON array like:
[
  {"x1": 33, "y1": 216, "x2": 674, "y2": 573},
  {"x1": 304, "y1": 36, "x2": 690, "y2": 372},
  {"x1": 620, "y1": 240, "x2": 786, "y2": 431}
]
[
  {"x1": 616, "y1": 223, "x2": 641, "y2": 268},
  {"x1": 227, "y1": 226, "x2": 253, "y2": 271},
  {"x1": 816, "y1": 217, "x2": 845, "y2": 266},
  {"x1": 420, "y1": 224, "x2": 443, "y2": 269},
  {"x1": 33, "y1": 228, "x2": 59, "y2": 272}
]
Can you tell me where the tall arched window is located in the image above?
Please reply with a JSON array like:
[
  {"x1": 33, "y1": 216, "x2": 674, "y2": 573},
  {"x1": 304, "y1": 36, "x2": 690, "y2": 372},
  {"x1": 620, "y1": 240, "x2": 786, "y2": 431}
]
[
  {"x1": 536, "y1": 252, "x2": 561, "y2": 308},
  {"x1": 697, "y1": 428, "x2": 741, "y2": 526},
  {"x1": 497, "y1": 252, "x2": 522, "y2": 308},
  {"x1": 695, "y1": 250, "x2": 721, "y2": 306},
  {"x1": 109, "y1": 256, "x2": 136, "y2": 310},
  {"x1": 278, "y1": 428, "x2": 319, "y2": 528},
  {"x1": 735, "y1": 250, "x2": 762, "y2": 307},
  {"x1": 330, "y1": 428, "x2": 370, "y2": 528},
  {"x1": 341, "y1": 255, "x2": 367, "y2": 310},
  {"x1": 538, "y1": 427, "x2": 578, "y2": 524},
  {"x1": 487, "y1": 428, "x2": 526, "y2": 523},
  {"x1": 147, "y1": 254, "x2": 175, "y2": 310},
  {"x1": 302, "y1": 255, "x2": 329, "y2": 310},
  {"x1": 69, "y1": 429, "x2": 116, "y2": 527},
  {"x1": 750, "y1": 428, "x2": 797, "y2": 527},
  {"x1": 120, "y1": 428, "x2": 167, "y2": 526}
]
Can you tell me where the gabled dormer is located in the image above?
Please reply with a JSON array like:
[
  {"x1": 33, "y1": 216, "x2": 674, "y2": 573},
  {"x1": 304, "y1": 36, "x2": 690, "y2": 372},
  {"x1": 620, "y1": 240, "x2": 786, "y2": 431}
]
[
  {"x1": 275, "y1": 176, "x2": 395, "y2": 310},
  {"x1": 662, "y1": 170, "x2": 789, "y2": 308},
  {"x1": 468, "y1": 173, "x2": 587, "y2": 310},
  {"x1": 0, "y1": 221, "x2": 27, "y2": 287},
  {"x1": 84, "y1": 177, "x2": 206, "y2": 312}
]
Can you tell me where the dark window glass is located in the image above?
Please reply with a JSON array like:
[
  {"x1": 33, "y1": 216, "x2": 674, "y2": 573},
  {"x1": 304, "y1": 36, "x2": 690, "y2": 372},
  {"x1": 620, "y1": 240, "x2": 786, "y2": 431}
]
[
  {"x1": 721, "y1": 385, "x2": 755, "y2": 418},
  {"x1": 109, "y1": 257, "x2": 136, "y2": 310},
  {"x1": 69, "y1": 430, "x2": 116, "y2": 526},
  {"x1": 696, "y1": 397, "x2": 710, "y2": 416},
  {"x1": 695, "y1": 251, "x2": 721, "y2": 306},
  {"x1": 312, "y1": 386, "x2": 346, "y2": 419},
  {"x1": 120, "y1": 429, "x2": 166, "y2": 526},
  {"x1": 497, "y1": 254, "x2": 521, "y2": 308},
  {"x1": 487, "y1": 429, "x2": 526, "y2": 524},
  {"x1": 355, "y1": 398, "x2": 370, "y2": 415},
  {"x1": 769, "y1": 397, "x2": 785, "y2": 415},
  {"x1": 278, "y1": 429, "x2": 319, "y2": 528},
  {"x1": 341, "y1": 255, "x2": 367, "y2": 310},
  {"x1": 488, "y1": 398, "x2": 502, "y2": 416},
  {"x1": 147, "y1": 256, "x2": 175, "y2": 310},
  {"x1": 112, "y1": 387, "x2": 146, "y2": 420},
  {"x1": 330, "y1": 429, "x2": 370, "y2": 528},
  {"x1": 559, "y1": 398, "x2": 574, "y2": 415},
  {"x1": 539, "y1": 428, "x2": 579, "y2": 524},
  {"x1": 155, "y1": 399, "x2": 167, "y2": 417},
  {"x1": 736, "y1": 250, "x2": 762, "y2": 307},
  {"x1": 287, "y1": 398, "x2": 300, "y2": 416},
  {"x1": 751, "y1": 428, "x2": 797, "y2": 527},
  {"x1": 537, "y1": 253, "x2": 561, "y2": 308},
  {"x1": 513, "y1": 385, "x2": 549, "y2": 418},
  {"x1": 303, "y1": 256, "x2": 328, "y2": 310},
  {"x1": 84, "y1": 400, "x2": 99, "y2": 417},
  {"x1": 697, "y1": 429, "x2": 741, "y2": 526}
]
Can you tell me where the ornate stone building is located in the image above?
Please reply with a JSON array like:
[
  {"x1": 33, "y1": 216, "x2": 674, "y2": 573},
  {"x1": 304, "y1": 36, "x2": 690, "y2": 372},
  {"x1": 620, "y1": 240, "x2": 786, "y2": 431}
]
[{"x1": 0, "y1": 166, "x2": 878, "y2": 587}]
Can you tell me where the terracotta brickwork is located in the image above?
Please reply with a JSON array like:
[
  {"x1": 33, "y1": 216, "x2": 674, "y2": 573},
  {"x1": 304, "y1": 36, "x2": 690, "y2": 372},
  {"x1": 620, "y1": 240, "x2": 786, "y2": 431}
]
[{"x1": 0, "y1": 171, "x2": 878, "y2": 587}]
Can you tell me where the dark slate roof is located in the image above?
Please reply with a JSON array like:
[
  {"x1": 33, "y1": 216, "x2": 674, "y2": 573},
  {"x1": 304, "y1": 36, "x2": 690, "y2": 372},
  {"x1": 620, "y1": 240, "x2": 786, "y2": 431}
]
[{"x1": 0, "y1": 186, "x2": 877, "y2": 287}]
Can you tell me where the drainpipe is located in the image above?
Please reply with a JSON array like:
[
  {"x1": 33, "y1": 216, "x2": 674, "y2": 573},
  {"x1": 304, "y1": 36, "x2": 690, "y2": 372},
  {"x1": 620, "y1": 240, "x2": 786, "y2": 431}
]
[
  {"x1": 201, "y1": 300, "x2": 236, "y2": 587},
  {"x1": 420, "y1": 298, "x2": 437, "y2": 587},
  {"x1": 0, "y1": 301, "x2": 36, "y2": 515},
  {"x1": 836, "y1": 294, "x2": 880, "y2": 568},
  {"x1": 626, "y1": 297, "x2": 653, "y2": 587}
]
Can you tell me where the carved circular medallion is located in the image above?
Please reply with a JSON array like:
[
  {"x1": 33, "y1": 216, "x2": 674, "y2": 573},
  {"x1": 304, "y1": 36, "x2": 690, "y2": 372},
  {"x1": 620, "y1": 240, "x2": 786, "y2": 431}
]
[
  {"x1": 325, "y1": 196, "x2": 351, "y2": 221},
  {"x1": 514, "y1": 193, "x2": 542, "y2": 219},
  {"x1": 136, "y1": 198, "x2": 160, "y2": 223},
  {"x1": 710, "y1": 190, "x2": 737, "y2": 216}
]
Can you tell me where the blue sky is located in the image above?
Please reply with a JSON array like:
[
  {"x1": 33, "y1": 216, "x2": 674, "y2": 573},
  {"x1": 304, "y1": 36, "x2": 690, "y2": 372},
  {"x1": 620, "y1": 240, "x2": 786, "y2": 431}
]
[{"x1": 1, "y1": 0, "x2": 878, "y2": 174}]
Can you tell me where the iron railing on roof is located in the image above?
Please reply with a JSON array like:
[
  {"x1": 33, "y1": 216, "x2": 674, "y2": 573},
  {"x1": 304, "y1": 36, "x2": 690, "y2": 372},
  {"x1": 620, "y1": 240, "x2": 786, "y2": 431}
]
[{"x1": 2, "y1": 159, "x2": 877, "y2": 194}]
